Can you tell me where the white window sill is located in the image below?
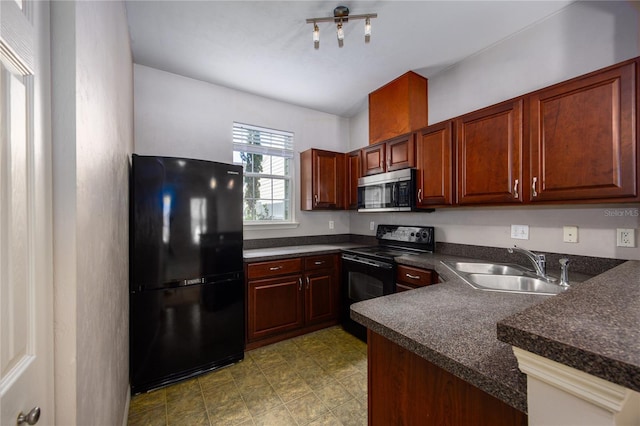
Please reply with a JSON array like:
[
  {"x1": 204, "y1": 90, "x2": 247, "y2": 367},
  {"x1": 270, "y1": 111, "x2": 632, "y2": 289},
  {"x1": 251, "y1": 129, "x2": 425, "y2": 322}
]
[{"x1": 243, "y1": 221, "x2": 300, "y2": 231}]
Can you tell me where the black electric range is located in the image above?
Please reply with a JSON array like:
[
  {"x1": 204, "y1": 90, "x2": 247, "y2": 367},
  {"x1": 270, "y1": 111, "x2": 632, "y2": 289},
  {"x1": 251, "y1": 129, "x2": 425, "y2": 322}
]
[{"x1": 341, "y1": 225, "x2": 434, "y2": 341}]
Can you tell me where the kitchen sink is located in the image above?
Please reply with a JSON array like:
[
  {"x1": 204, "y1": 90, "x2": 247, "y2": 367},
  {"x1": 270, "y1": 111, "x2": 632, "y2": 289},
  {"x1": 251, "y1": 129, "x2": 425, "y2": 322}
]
[
  {"x1": 443, "y1": 261, "x2": 526, "y2": 276},
  {"x1": 441, "y1": 260, "x2": 566, "y2": 295}
]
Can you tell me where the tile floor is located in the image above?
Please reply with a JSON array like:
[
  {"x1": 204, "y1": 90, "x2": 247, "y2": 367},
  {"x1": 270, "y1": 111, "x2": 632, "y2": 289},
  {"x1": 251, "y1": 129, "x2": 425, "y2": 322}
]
[{"x1": 128, "y1": 326, "x2": 368, "y2": 425}]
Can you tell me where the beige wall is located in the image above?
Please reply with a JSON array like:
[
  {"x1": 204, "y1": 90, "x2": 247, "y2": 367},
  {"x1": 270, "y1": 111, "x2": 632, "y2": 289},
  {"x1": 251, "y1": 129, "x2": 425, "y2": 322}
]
[{"x1": 51, "y1": 1, "x2": 133, "y2": 424}]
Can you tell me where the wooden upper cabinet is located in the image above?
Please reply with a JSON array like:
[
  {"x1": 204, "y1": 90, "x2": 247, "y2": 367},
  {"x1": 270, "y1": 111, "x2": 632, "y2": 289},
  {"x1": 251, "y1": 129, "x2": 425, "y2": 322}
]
[
  {"x1": 361, "y1": 143, "x2": 386, "y2": 176},
  {"x1": 386, "y1": 134, "x2": 416, "y2": 171},
  {"x1": 529, "y1": 59, "x2": 638, "y2": 202},
  {"x1": 416, "y1": 121, "x2": 454, "y2": 207},
  {"x1": 369, "y1": 72, "x2": 428, "y2": 145},
  {"x1": 346, "y1": 150, "x2": 361, "y2": 209},
  {"x1": 300, "y1": 149, "x2": 345, "y2": 210},
  {"x1": 456, "y1": 99, "x2": 524, "y2": 205},
  {"x1": 362, "y1": 133, "x2": 416, "y2": 176}
]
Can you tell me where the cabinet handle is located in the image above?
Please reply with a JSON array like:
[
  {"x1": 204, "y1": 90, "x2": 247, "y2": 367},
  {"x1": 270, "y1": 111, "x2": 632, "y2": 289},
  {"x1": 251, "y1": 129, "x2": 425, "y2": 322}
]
[
  {"x1": 314, "y1": 194, "x2": 318, "y2": 206},
  {"x1": 406, "y1": 273, "x2": 421, "y2": 280},
  {"x1": 532, "y1": 177, "x2": 538, "y2": 197},
  {"x1": 513, "y1": 179, "x2": 519, "y2": 198},
  {"x1": 269, "y1": 266, "x2": 283, "y2": 271},
  {"x1": 306, "y1": 276, "x2": 310, "y2": 290},
  {"x1": 417, "y1": 188, "x2": 422, "y2": 203},
  {"x1": 298, "y1": 277, "x2": 302, "y2": 291},
  {"x1": 314, "y1": 261, "x2": 324, "y2": 265}
]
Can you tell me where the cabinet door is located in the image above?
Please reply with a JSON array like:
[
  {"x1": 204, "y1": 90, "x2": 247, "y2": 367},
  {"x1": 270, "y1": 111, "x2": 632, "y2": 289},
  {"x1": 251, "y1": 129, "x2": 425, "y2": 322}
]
[
  {"x1": 247, "y1": 275, "x2": 304, "y2": 342},
  {"x1": 347, "y1": 150, "x2": 361, "y2": 209},
  {"x1": 386, "y1": 133, "x2": 416, "y2": 172},
  {"x1": 304, "y1": 269, "x2": 339, "y2": 325},
  {"x1": 457, "y1": 99, "x2": 524, "y2": 205},
  {"x1": 369, "y1": 71, "x2": 428, "y2": 145},
  {"x1": 416, "y1": 122, "x2": 454, "y2": 207},
  {"x1": 307, "y1": 149, "x2": 345, "y2": 209},
  {"x1": 529, "y1": 60, "x2": 638, "y2": 202},
  {"x1": 362, "y1": 143, "x2": 386, "y2": 176}
]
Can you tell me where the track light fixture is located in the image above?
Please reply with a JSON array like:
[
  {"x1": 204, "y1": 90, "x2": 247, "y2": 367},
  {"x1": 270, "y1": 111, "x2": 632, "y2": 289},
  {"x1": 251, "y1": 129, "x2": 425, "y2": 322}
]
[{"x1": 306, "y1": 6, "x2": 377, "y2": 48}]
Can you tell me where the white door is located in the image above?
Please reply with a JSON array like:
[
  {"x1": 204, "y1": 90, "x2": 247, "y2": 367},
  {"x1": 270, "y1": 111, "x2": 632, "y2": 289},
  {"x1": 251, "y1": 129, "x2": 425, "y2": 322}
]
[{"x1": 0, "y1": 0, "x2": 53, "y2": 425}]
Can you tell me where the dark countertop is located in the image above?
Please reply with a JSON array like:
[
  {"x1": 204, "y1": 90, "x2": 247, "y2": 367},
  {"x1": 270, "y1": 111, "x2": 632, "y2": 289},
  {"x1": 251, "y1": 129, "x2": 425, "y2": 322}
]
[{"x1": 497, "y1": 260, "x2": 640, "y2": 393}]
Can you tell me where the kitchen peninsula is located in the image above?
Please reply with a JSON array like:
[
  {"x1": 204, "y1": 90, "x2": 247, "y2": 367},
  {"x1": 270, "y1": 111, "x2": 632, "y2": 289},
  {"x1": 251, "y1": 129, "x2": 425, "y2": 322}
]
[{"x1": 351, "y1": 253, "x2": 640, "y2": 425}]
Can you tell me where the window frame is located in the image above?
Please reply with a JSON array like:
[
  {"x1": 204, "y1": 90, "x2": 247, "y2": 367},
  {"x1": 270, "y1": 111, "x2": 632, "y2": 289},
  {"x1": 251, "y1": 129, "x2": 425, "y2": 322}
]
[{"x1": 232, "y1": 122, "x2": 297, "y2": 227}]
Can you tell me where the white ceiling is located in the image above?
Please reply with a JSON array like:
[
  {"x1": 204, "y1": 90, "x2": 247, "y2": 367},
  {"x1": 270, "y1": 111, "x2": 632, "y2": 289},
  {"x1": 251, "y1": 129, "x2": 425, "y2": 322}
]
[{"x1": 124, "y1": 1, "x2": 573, "y2": 118}]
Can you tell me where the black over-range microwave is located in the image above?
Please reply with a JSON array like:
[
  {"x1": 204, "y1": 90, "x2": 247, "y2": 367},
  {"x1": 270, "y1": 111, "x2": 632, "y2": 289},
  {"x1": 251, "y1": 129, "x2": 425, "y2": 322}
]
[{"x1": 357, "y1": 168, "x2": 417, "y2": 212}]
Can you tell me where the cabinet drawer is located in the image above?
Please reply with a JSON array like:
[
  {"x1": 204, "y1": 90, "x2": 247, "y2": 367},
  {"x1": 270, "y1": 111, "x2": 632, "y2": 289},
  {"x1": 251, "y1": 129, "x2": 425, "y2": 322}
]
[
  {"x1": 247, "y1": 258, "x2": 302, "y2": 279},
  {"x1": 304, "y1": 254, "x2": 336, "y2": 271},
  {"x1": 396, "y1": 265, "x2": 435, "y2": 287}
]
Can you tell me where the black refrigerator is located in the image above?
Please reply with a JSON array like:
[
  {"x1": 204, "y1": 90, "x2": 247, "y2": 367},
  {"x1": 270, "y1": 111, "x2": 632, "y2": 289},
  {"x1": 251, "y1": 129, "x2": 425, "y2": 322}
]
[{"x1": 129, "y1": 154, "x2": 244, "y2": 394}]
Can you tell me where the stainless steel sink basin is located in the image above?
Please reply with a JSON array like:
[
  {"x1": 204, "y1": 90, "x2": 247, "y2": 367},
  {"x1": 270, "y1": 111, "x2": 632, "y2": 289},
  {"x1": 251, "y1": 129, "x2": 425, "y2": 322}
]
[
  {"x1": 444, "y1": 261, "x2": 526, "y2": 276},
  {"x1": 466, "y1": 274, "x2": 564, "y2": 295},
  {"x1": 441, "y1": 260, "x2": 566, "y2": 295}
]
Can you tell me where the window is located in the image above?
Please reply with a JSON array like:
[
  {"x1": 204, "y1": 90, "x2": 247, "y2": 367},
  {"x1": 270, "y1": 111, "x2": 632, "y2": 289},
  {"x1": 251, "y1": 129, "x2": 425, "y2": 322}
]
[{"x1": 232, "y1": 122, "x2": 294, "y2": 223}]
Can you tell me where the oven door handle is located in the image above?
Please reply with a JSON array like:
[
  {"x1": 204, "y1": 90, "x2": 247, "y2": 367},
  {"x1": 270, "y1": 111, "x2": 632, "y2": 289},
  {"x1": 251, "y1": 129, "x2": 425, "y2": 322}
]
[{"x1": 342, "y1": 255, "x2": 393, "y2": 269}]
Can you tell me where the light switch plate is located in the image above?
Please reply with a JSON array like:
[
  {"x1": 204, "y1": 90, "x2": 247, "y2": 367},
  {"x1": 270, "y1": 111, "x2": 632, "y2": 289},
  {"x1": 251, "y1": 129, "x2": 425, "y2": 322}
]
[
  {"x1": 511, "y1": 225, "x2": 529, "y2": 240},
  {"x1": 329, "y1": 220, "x2": 334, "y2": 229},
  {"x1": 369, "y1": 221, "x2": 375, "y2": 231},
  {"x1": 563, "y1": 226, "x2": 578, "y2": 243},
  {"x1": 617, "y1": 228, "x2": 636, "y2": 247}
]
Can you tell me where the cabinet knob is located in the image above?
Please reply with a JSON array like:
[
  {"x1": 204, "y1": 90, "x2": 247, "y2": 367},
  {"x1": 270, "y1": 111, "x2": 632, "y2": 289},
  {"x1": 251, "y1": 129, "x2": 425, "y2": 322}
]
[
  {"x1": 532, "y1": 177, "x2": 538, "y2": 197},
  {"x1": 513, "y1": 179, "x2": 519, "y2": 198},
  {"x1": 17, "y1": 407, "x2": 41, "y2": 425}
]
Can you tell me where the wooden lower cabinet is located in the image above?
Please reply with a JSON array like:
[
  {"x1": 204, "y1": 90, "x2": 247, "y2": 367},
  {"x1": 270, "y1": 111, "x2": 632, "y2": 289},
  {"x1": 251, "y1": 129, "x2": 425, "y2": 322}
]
[
  {"x1": 368, "y1": 331, "x2": 527, "y2": 426},
  {"x1": 247, "y1": 274, "x2": 304, "y2": 341},
  {"x1": 305, "y1": 269, "x2": 339, "y2": 326},
  {"x1": 246, "y1": 254, "x2": 340, "y2": 349},
  {"x1": 395, "y1": 264, "x2": 437, "y2": 292}
]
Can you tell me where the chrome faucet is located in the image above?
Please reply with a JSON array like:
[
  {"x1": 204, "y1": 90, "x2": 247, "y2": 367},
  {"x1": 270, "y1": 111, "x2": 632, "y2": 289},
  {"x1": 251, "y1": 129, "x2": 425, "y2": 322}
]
[
  {"x1": 559, "y1": 258, "x2": 571, "y2": 287},
  {"x1": 507, "y1": 245, "x2": 547, "y2": 278}
]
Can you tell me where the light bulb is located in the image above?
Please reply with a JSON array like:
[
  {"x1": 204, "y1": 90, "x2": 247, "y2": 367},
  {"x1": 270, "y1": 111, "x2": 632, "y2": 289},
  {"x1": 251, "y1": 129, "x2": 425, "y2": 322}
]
[
  {"x1": 364, "y1": 17, "x2": 371, "y2": 37},
  {"x1": 337, "y1": 22, "x2": 344, "y2": 41},
  {"x1": 313, "y1": 23, "x2": 319, "y2": 43}
]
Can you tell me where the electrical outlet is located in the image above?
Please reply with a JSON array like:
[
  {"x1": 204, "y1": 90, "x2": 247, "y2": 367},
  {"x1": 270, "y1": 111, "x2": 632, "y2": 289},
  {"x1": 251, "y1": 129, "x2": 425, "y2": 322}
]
[
  {"x1": 369, "y1": 221, "x2": 375, "y2": 231},
  {"x1": 510, "y1": 225, "x2": 529, "y2": 240},
  {"x1": 329, "y1": 220, "x2": 334, "y2": 230},
  {"x1": 563, "y1": 226, "x2": 578, "y2": 243},
  {"x1": 616, "y1": 228, "x2": 636, "y2": 247}
]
